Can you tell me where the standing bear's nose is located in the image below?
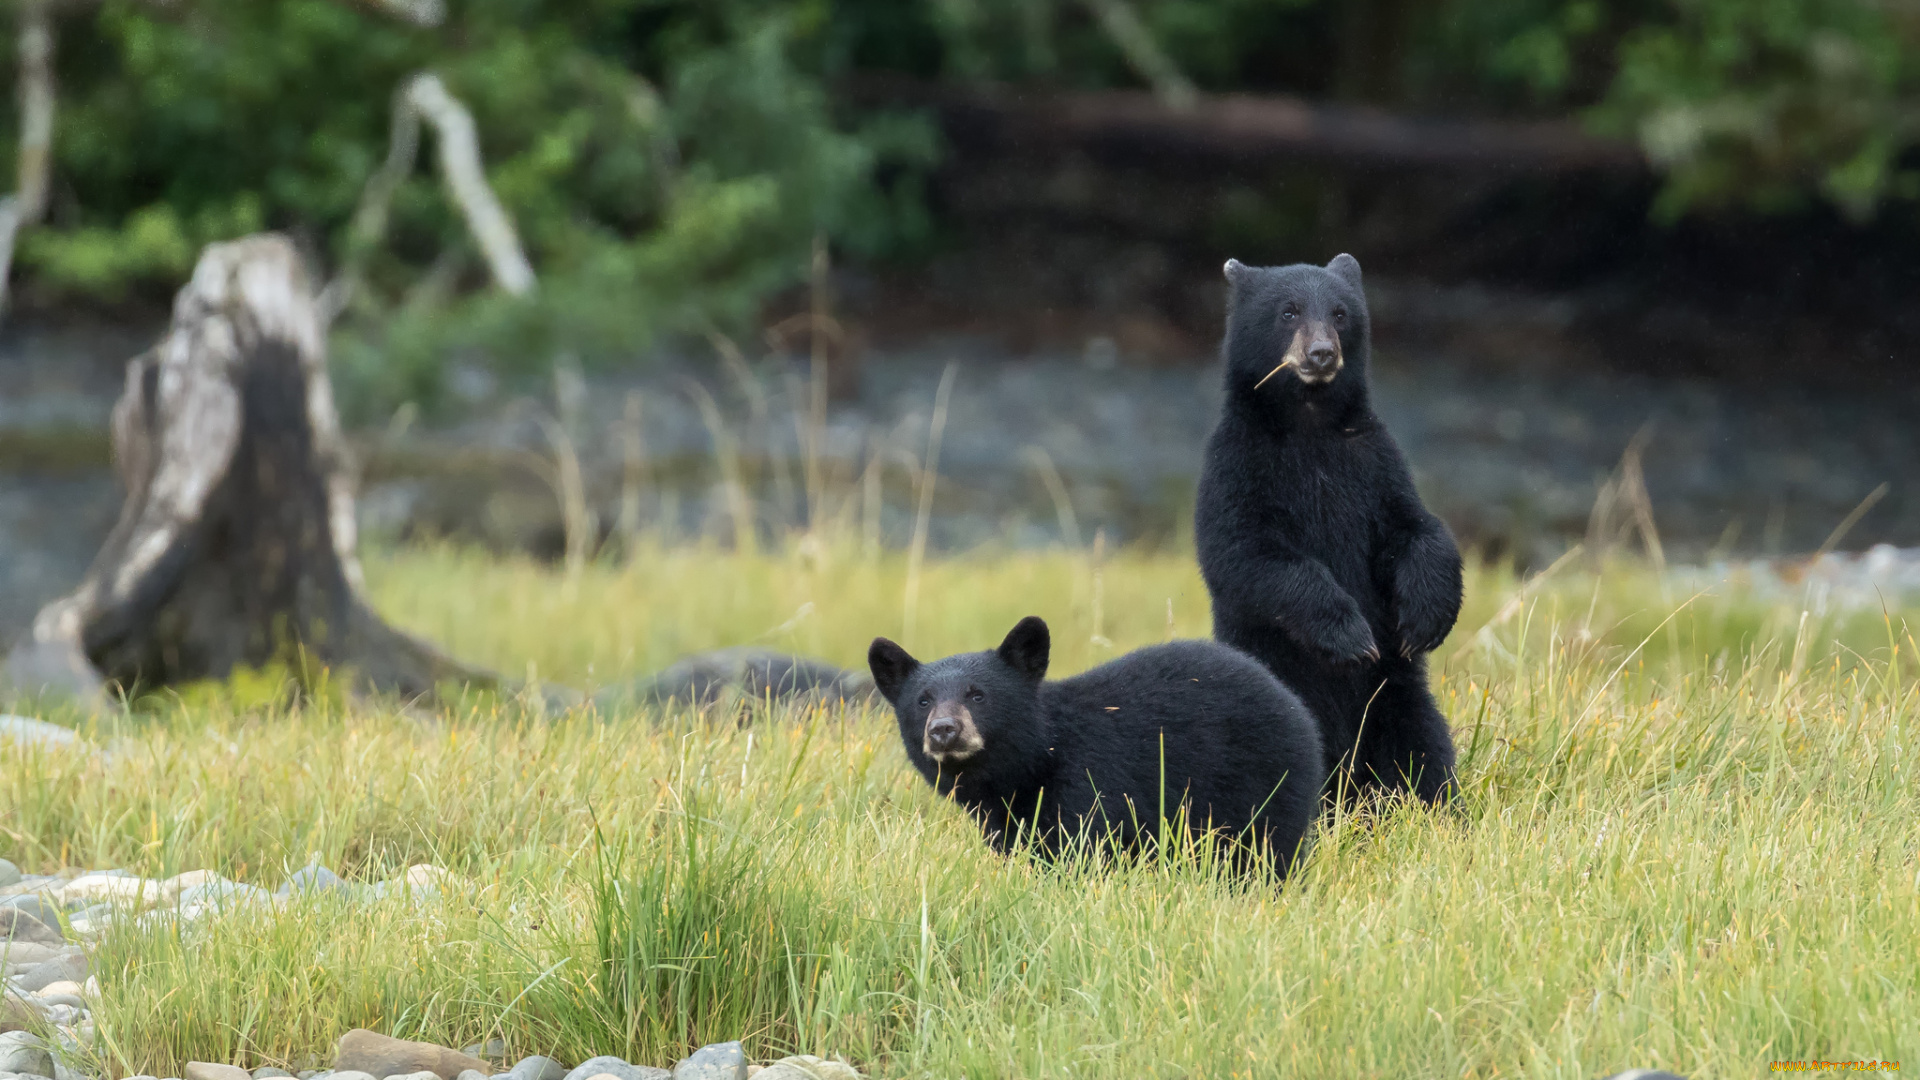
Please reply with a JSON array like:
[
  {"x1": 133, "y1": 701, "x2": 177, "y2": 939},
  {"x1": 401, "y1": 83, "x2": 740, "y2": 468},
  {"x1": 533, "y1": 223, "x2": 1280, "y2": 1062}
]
[
  {"x1": 1305, "y1": 341, "x2": 1338, "y2": 371},
  {"x1": 926, "y1": 716, "x2": 961, "y2": 751}
]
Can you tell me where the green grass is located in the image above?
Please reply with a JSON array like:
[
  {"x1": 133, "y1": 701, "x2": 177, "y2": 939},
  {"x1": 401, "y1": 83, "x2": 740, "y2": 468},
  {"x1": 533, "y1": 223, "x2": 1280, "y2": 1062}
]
[{"x1": 3, "y1": 538, "x2": 1917, "y2": 1078}]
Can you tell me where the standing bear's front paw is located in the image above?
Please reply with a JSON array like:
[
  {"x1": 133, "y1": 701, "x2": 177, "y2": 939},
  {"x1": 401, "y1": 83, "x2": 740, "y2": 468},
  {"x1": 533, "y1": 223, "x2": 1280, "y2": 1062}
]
[
  {"x1": 1394, "y1": 601, "x2": 1456, "y2": 658},
  {"x1": 1314, "y1": 612, "x2": 1381, "y2": 665}
]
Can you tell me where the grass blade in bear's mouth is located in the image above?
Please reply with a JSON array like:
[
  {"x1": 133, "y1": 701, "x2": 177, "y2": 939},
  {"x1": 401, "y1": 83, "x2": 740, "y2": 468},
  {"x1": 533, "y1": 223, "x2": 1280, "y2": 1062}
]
[{"x1": 1253, "y1": 357, "x2": 1297, "y2": 389}]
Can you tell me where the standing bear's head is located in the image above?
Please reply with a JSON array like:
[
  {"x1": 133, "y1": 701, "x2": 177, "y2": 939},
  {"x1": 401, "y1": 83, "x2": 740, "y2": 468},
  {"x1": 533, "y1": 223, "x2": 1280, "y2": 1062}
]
[
  {"x1": 1220, "y1": 253, "x2": 1371, "y2": 409},
  {"x1": 868, "y1": 616, "x2": 1054, "y2": 794}
]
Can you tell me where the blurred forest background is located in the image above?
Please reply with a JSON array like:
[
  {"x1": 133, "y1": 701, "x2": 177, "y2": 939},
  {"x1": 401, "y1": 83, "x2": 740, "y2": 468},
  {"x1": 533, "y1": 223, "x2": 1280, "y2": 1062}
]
[{"x1": 4, "y1": 0, "x2": 1920, "y2": 642}]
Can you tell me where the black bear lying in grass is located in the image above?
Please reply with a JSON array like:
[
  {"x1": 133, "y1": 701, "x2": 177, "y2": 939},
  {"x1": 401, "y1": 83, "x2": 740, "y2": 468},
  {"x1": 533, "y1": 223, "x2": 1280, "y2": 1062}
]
[
  {"x1": 1196, "y1": 254, "x2": 1463, "y2": 804},
  {"x1": 868, "y1": 617, "x2": 1325, "y2": 876}
]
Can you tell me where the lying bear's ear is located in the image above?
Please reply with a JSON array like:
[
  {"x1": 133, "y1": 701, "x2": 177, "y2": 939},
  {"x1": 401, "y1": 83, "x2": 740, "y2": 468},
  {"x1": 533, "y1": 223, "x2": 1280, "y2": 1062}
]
[
  {"x1": 1327, "y1": 252, "x2": 1362, "y2": 289},
  {"x1": 868, "y1": 637, "x2": 920, "y2": 705},
  {"x1": 997, "y1": 616, "x2": 1051, "y2": 681},
  {"x1": 1223, "y1": 258, "x2": 1248, "y2": 284}
]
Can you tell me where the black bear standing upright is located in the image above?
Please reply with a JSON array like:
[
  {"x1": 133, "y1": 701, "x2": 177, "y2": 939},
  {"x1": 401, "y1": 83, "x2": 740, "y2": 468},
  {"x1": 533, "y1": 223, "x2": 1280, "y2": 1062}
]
[
  {"x1": 868, "y1": 617, "x2": 1326, "y2": 876},
  {"x1": 1194, "y1": 254, "x2": 1463, "y2": 804}
]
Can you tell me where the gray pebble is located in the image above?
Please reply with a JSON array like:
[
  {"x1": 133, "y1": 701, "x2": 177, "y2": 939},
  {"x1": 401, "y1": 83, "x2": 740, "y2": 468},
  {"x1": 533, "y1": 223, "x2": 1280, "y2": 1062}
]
[
  {"x1": 252, "y1": 1070, "x2": 295, "y2": 1079},
  {"x1": 53, "y1": 1063, "x2": 98, "y2": 1080},
  {"x1": 33, "y1": 992, "x2": 84, "y2": 1010},
  {"x1": 7, "y1": 952, "x2": 85, "y2": 992},
  {"x1": 295, "y1": 1073, "x2": 320, "y2": 1080},
  {"x1": 563, "y1": 1059, "x2": 668, "y2": 1080},
  {"x1": 381, "y1": 1073, "x2": 438, "y2": 1080},
  {"x1": 277, "y1": 865, "x2": 351, "y2": 899},
  {"x1": 671, "y1": 1043, "x2": 745, "y2": 1080},
  {"x1": 0, "y1": 1032, "x2": 54, "y2": 1078},
  {"x1": 0, "y1": 860, "x2": 19, "y2": 890},
  {"x1": 454, "y1": 1072, "x2": 488, "y2": 1080},
  {"x1": 0, "y1": 895, "x2": 61, "y2": 928},
  {"x1": 327, "y1": 1072, "x2": 376, "y2": 1080},
  {"x1": 504, "y1": 1060, "x2": 568, "y2": 1080}
]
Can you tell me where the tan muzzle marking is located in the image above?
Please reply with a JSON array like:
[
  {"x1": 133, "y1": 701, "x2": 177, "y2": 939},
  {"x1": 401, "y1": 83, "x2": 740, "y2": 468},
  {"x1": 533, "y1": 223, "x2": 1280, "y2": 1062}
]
[{"x1": 924, "y1": 700, "x2": 986, "y2": 763}]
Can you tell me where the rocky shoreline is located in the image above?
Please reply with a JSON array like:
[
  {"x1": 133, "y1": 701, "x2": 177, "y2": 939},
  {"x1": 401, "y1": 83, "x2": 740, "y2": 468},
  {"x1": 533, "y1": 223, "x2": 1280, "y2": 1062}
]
[{"x1": 1, "y1": 858, "x2": 864, "y2": 1080}]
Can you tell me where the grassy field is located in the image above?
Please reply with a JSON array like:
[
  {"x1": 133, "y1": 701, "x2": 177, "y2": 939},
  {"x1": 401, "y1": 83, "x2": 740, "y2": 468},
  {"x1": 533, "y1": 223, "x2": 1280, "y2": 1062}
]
[{"x1": 3, "y1": 537, "x2": 1916, "y2": 1078}]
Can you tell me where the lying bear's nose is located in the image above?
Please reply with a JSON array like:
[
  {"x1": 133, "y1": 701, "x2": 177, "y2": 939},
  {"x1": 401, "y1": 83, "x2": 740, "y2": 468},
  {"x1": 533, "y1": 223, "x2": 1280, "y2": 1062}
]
[
  {"x1": 1305, "y1": 341, "x2": 1338, "y2": 371},
  {"x1": 926, "y1": 716, "x2": 961, "y2": 751}
]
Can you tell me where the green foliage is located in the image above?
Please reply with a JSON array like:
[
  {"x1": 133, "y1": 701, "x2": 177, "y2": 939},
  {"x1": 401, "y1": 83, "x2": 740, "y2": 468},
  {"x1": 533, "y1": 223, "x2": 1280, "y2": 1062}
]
[
  {"x1": 1598, "y1": 0, "x2": 1920, "y2": 219},
  {"x1": 14, "y1": 0, "x2": 937, "y2": 415}
]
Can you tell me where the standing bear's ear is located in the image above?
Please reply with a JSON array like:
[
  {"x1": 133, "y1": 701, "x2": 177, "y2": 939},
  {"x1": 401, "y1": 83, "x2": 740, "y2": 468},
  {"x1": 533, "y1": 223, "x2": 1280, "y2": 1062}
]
[
  {"x1": 996, "y1": 616, "x2": 1051, "y2": 681},
  {"x1": 1223, "y1": 258, "x2": 1249, "y2": 283},
  {"x1": 1327, "y1": 253, "x2": 1362, "y2": 289},
  {"x1": 868, "y1": 637, "x2": 920, "y2": 705}
]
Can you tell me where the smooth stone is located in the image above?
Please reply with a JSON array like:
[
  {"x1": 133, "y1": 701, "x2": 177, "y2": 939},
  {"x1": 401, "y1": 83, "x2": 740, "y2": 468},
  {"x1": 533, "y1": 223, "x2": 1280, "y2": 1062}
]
[
  {"x1": 0, "y1": 1033, "x2": 54, "y2": 1077},
  {"x1": 504, "y1": 1059, "x2": 567, "y2": 1080},
  {"x1": 754, "y1": 1059, "x2": 861, "y2": 1080},
  {"x1": 178, "y1": 881, "x2": 271, "y2": 908},
  {"x1": 34, "y1": 990, "x2": 83, "y2": 1009},
  {"x1": 160, "y1": 870, "x2": 219, "y2": 902},
  {"x1": 563, "y1": 1060, "x2": 666, "y2": 1080},
  {"x1": 52, "y1": 1061, "x2": 96, "y2": 1080},
  {"x1": 0, "y1": 910, "x2": 58, "y2": 947},
  {"x1": 329, "y1": 1072, "x2": 378, "y2": 1080},
  {"x1": 279, "y1": 865, "x2": 351, "y2": 899},
  {"x1": 254, "y1": 1070, "x2": 295, "y2": 1079},
  {"x1": 8, "y1": 953, "x2": 86, "y2": 992},
  {"x1": 185, "y1": 1065, "x2": 251, "y2": 1080},
  {"x1": 384, "y1": 1073, "x2": 439, "y2": 1080},
  {"x1": 63, "y1": 875, "x2": 157, "y2": 906},
  {"x1": 0, "y1": 898, "x2": 60, "y2": 929},
  {"x1": 671, "y1": 1044, "x2": 745, "y2": 1080},
  {"x1": 0, "y1": 943, "x2": 59, "y2": 967},
  {"x1": 334, "y1": 1030, "x2": 489, "y2": 1080},
  {"x1": 454, "y1": 1072, "x2": 488, "y2": 1080},
  {"x1": 0, "y1": 716, "x2": 81, "y2": 751},
  {"x1": 0, "y1": 863, "x2": 18, "y2": 891}
]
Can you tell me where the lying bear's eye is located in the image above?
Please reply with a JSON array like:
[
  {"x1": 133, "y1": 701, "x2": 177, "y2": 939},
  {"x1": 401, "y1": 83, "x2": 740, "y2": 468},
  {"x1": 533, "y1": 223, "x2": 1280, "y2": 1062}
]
[
  {"x1": 1333, "y1": 309, "x2": 1346, "y2": 323},
  {"x1": 1280, "y1": 310, "x2": 1296, "y2": 322},
  {"x1": 918, "y1": 694, "x2": 932, "y2": 708}
]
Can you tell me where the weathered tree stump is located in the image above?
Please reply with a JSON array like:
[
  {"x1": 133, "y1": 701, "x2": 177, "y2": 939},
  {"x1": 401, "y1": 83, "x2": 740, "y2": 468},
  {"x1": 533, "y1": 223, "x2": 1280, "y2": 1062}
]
[{"x1": 3, "y1": 234, "x2": 492, "y2": 706}]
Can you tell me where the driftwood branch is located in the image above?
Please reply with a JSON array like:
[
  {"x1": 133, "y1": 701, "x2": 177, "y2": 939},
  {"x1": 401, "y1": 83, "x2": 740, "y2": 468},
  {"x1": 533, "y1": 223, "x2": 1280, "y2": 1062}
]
[
  {"x1": 0, "y1": 0, "x2": 56, "y2": 314},
  {"x1": 325, "y1": 72, "x2": 535, "y2": 321},
  {"x1": 1079, "y1": 0, "x2": 1197, "y2": 111},
  {"x1": 2, "y1": 234, "x2": 495, "y2": 706}
]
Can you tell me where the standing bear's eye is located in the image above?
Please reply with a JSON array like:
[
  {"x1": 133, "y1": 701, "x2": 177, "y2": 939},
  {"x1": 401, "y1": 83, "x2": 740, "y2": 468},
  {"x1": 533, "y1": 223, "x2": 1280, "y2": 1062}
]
[
  {"x1": 1332, "y1": 309, "x2": 1346, "y2": 324},
  {"x1": 968, "y1": 688, "x2": 985, "y2": 703},
  {"x1": 1280, "y1": 309, "x2": 1296, "y2": 322},
  {"x1": 918, "y1": 694, "x2": 932, "y2": 708}
]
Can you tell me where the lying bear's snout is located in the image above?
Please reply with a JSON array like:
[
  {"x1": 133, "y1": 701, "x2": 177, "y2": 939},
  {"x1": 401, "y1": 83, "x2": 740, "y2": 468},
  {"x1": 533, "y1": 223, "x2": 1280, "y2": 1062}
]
[{"x1": 923, "y1": 701, "x2": 985, "y2": 763}]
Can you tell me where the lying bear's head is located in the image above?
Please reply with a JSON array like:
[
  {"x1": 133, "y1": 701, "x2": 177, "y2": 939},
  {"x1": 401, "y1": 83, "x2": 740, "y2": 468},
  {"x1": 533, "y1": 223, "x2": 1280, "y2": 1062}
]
[
  {"x1": 1221, "y1": 253, "x2": 1369, "y2": 399},
  {"x1": 868, "y1": 616, "x2": 1052, "y2": 789}
]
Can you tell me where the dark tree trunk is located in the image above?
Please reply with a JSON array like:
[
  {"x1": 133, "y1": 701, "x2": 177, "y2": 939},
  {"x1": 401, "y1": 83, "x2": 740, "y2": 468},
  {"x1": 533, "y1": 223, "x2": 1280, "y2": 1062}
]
[{"x1": 3, "y1": 234, "x2": 492, "y2": 706}]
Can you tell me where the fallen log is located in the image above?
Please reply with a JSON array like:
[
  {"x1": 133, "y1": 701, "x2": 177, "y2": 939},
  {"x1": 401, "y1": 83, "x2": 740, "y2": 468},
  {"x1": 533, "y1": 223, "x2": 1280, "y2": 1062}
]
[
  {"x1": 2, "y1": 233, "x2": 491, "y2": 706},
  {"x1": 850, "y1": 76, "x2": 1645, "y2": 174}
]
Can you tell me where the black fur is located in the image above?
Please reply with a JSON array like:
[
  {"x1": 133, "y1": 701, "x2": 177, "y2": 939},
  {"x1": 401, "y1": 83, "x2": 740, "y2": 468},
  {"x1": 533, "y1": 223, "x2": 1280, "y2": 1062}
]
[
  {"x1": 1195, "y1": 255, "x2": 1463, "y2": 804},
  {"x1": 868, "y1": 617, "x2": 1325, "y2": 876}
]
